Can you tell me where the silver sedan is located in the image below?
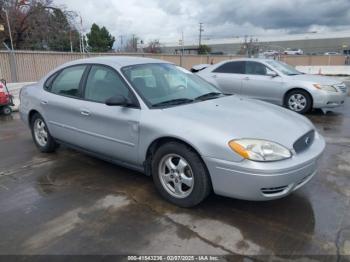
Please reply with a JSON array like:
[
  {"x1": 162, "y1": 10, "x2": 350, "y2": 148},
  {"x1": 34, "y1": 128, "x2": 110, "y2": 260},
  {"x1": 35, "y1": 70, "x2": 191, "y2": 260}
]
[
  {"x1": 19, "y1": 57, "x2": 325, "y2": 207},
  {"x1": 196, "y1": 58, "x2": 348, "y2": 114}
]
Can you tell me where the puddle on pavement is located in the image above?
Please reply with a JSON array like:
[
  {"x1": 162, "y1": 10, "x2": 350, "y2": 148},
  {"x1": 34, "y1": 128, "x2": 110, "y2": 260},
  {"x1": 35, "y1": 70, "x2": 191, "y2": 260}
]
[{"x1": 23, "y1": 194, "x2": 131, "y2": 251}]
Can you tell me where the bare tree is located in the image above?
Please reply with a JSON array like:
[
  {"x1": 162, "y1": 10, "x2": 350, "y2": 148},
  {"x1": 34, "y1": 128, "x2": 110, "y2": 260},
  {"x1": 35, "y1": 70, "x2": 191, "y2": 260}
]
[
  {"x1": 0, "y1": 0, "x2": 80, "y2": 50},
  {"x1": 144, "y1": 39, "x2": 161, "y2": 53}
]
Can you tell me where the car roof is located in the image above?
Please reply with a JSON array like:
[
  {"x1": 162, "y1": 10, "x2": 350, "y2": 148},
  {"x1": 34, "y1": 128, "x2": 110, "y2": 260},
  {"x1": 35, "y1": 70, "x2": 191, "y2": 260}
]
[{"x1": 58, "y1": 56, "x2": 172, "y2": 69}]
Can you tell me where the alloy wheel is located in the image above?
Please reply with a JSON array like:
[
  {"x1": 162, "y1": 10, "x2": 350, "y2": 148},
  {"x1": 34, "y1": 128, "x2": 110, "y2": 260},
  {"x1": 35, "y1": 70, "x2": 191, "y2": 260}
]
[
  {"x1": 34, "y1": 118, "x2": 48, "y2": 147},
  {"x1": 288, "y1": 94, "x2": 307, "y2": 112},
  {"x1": 158, "y1": 154, "x2": 194, "y2": 199}
]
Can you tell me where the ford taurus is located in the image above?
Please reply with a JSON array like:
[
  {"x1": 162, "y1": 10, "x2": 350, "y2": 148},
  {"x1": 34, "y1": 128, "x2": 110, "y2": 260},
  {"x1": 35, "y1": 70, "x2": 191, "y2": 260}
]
[{"x1": 19, "y1": 57, "x2": 325, "y2": 207}]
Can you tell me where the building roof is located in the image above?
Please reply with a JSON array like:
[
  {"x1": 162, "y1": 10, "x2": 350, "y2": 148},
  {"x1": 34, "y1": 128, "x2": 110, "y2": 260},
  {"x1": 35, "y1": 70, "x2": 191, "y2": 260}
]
[{"x1": 163, "y1": 30, "x2": 350, "y2": 47}]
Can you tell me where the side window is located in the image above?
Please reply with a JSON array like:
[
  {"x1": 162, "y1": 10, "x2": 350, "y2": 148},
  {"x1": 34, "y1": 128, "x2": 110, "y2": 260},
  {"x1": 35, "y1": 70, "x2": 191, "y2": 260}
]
[
  {"x1": 213, "y1": 61, "x2": 245, "y2": 74},
  {"x1": 51, "y1": 65, "x2": 86, "y2": 97},
  {"x1": 245, "y1": 62, "x2": 269, "y2": 75},
  {"x1": 84, "y1": 65, "x2": 131, "y2": 103}
]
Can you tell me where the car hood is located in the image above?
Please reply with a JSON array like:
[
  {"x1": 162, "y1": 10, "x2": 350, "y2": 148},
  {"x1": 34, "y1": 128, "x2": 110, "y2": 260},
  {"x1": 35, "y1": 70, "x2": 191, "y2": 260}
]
[
  {"x1": 162, "y1": 96, "x2": 314, "y2": 149},
  {"x1": 288, "y1": 74, "x2": 341, "y2": 85}
]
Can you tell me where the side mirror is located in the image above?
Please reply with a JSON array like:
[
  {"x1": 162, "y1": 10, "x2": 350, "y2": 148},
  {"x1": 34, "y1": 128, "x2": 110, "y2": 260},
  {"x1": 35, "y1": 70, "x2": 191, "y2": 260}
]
[
  {"x1": 105, "y1": 95, "x2": 133, "y2": 107},
  {"x1": 267, "y1": 71, "x2": 278, "y2": 77}
]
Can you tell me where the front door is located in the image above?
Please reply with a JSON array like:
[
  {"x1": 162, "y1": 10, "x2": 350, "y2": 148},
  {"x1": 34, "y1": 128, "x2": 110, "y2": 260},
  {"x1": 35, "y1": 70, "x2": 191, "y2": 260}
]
[
  {"x1": 241, "y1": 61, "x2": 284, "y2": 105},
  {"x1": 79, "y1": 65, "x2": 141, "y2": 165}
]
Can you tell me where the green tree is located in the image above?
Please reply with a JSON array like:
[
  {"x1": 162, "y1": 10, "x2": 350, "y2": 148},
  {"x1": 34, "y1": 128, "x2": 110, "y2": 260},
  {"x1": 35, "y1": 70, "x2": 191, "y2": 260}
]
[
  {"x1": 86, "y1": 23, "x2": 115, "y2": 52},
  {"x1": 198, "y1": 44, "x2": 211, "y2": 55}
]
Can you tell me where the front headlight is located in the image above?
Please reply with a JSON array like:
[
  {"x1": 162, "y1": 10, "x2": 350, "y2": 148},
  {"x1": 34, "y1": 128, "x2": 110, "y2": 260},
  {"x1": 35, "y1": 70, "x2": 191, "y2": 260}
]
[
  {"x1": 228, "y1": 139, "x2": 292, "y2": 162},
  {"x1": 313, "y1": 84, "x2": 338, "y2": 92}
]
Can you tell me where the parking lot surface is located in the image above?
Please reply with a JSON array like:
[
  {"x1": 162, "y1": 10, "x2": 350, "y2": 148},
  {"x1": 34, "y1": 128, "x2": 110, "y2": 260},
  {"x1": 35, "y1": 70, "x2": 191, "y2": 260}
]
[{"x1": 0, "y1": 101, "x2": 350, "y2": 260}]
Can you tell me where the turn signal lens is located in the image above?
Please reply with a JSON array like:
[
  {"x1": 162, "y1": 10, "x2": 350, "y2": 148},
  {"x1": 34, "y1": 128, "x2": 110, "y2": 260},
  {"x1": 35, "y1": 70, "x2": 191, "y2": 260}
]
[
  {"x1": 228, "y1": 141, "x2": 249, "y2": 159},
  {"x1": 313, "y1": 84, "x2": 337, "y2": 92}
]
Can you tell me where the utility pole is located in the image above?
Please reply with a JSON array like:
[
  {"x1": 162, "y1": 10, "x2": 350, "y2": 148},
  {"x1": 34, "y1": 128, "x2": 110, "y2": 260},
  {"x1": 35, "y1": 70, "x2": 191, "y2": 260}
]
[
  {"x1": 181, "y1": 30, "x2": 184, "y2": 55},
  {"x1": 132, "y1": 34, "x2": 135, "y2": 52},
  {"x1": 199, "y1": 23, "x2": 204, "y2": 49},
  {"x1": 1, "y1": 8, "x2": 14, "y2": 51},
  {"x1": 119, "y1": 35, "x2": 124, "y2": 52},
  {"x1": 69, "y1": 30, "x2": 73, "y2": 53},
  {"x1": 79, "y1": 15, "x2": 85, "y2": 53}
]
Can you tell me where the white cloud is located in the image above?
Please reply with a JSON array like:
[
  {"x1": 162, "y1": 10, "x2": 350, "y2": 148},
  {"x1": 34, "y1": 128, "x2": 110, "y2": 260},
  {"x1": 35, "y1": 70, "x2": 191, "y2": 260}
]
[{"x1": 54, "y1": 0, "x2": 350, "y2": 46}]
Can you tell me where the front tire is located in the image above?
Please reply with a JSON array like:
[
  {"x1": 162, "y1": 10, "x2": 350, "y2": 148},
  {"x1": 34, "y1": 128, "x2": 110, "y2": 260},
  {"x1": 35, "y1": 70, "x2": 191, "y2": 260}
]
[
  {"x1": 285, "y1": 90, "x2": 312, "y2": 114},
  {"x1": 2, "y1": 106, "x2": 12, "y2": 115},
  {"x1": 151, "y1": 142, "x2": 211, "y2": 207},
  {"x1": 30, "y1": 113, "x2": 58, "y2": 153}
]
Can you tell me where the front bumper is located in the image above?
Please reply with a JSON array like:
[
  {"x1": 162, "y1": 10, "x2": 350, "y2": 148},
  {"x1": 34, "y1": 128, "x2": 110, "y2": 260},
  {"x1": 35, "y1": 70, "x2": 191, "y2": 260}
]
[
  {"x1": 204, "y1": 134, "x2": 325, "y2": 201},
  {"x1": 313, "y1": 89, "x2": 348, "y2": 109}
]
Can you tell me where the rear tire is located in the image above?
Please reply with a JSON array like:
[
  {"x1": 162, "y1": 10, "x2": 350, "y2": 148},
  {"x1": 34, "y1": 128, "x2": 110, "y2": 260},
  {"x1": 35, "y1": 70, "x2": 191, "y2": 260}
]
[
  {"x1": 30, "y1": 113, "x2": 58, "y2": 153},
  {"x1": 151, "y1": 142, "x2": 211, "y2": 207},
  {"x1": 285, "y1": 90, "x2": 312, "y2": 114}
]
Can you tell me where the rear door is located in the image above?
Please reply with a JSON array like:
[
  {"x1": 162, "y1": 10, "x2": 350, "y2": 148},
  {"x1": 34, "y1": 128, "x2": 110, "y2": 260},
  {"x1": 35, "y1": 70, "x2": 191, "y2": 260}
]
[
  {"x1": 43, "y1": 65, "x2": 90, "y2": 147},
  {"x1": 79, "y1": 65, "x2": 141, "y2": 165},
  {"x1": 241, "y1": 61, "x2": 284, "y2": 105},
  {"x1": 209, "y1": 61, "x2": 245, "y2": 94}
]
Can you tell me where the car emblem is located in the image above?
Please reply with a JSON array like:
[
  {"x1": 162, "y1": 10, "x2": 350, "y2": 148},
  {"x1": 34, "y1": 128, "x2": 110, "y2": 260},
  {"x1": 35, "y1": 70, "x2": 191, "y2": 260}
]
[{"x1": 305, "y1": 136, "x2": 311, "y2": 145}]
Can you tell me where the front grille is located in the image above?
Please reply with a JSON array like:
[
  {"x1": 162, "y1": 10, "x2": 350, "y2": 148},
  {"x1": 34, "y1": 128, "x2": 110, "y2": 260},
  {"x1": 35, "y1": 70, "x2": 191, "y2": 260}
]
[
  {"x1": 261, "y1": 186, "x2": 288, "y2": 195},
  {"x1": 339, "y1": 86, "x2": 347, "y2": 93},
  {"x1": 293, "y1": 130, "x2": 315, "y2": 154},
  {"x1": 335, "y1": 84, "x2": 347, "y2": 93}
]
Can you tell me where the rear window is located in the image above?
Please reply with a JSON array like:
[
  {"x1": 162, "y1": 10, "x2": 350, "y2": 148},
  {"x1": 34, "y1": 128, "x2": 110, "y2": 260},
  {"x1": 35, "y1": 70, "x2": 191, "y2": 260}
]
[
  {"x1": 213, "y1": 61, "x2": 245, "y2": 74},
  {"x1": 51, "y1": 65, "x2": 86, "y2": 97}
]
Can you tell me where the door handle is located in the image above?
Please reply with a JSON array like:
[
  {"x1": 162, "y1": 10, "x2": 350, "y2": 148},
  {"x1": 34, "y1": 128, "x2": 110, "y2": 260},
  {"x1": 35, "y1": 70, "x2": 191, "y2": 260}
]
[
  {"x1": 41, "y1": 100, "x2": 48, "y2": 105},
  {"x1": 212, "y1": 75, "x2": 218, "y2": 78},
  {"x1": 243, "y1": 77, "x2": 250, "y2": 80},
  {"x1": 80, "y1": 110, "x2": 90, "y2": 116}
]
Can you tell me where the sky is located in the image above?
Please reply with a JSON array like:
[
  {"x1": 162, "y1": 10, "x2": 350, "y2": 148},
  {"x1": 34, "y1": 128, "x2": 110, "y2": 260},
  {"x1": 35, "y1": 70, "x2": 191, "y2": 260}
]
[{"x1": 55, "y1": 0, "x2": 350, "y2": 46}]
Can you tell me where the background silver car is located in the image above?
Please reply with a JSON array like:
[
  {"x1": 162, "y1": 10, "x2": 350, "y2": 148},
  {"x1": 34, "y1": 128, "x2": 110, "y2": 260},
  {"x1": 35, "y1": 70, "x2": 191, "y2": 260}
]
[
  {"x1": 196, "y1": 58, "x2": 348, "y2": 114},
  {"x1": 20, "y1": 57, "x2": 325, "y2": 207}
]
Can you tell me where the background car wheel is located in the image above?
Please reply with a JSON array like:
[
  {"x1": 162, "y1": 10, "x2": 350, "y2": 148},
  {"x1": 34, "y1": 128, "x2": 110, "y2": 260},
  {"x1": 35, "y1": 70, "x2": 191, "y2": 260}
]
[
  {"x1": 151, "y1": 142, "x2": 211, "y2": 207},
  {"x1": 30, "y1": 113, "x2": 58, "y2": 153},
  {"x1": 2, "y1": 106, "x2": 12, "y2": 115},
  {"x1": 285, "y1": 90, "x2": 312, "y2": 114}
]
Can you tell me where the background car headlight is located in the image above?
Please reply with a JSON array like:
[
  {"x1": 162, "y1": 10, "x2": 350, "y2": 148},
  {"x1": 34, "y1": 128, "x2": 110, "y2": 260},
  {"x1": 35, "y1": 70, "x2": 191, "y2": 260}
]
[
  {"x1": 313, "y1": 84, "x2": 338, "y2": 92},
  {"x1": 228, "y1": 139, "x2": 292, "y2": 162}
]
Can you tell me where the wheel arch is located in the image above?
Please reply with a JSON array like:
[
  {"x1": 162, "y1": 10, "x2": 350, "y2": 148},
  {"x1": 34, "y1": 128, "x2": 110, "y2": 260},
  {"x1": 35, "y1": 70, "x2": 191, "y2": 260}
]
[
  {"x1": 283, "y1": 88, "x2": 314, "y2": 107},
  {"x1": 144, "y1": 136, "x2": 209, "y2": 177},
  {"x1": 28, "y1": 109, "x2": 41, "y2": 125}
]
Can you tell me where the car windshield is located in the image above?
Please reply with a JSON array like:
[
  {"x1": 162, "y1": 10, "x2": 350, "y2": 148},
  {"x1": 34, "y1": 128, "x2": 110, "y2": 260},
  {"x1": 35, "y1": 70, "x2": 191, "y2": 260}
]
[
  {"x1": 265, "y1": 60, "x2": 302, "y2": 76},
  {"x1": 122, "y1": 63, "x2": 224, "y2": 108}
]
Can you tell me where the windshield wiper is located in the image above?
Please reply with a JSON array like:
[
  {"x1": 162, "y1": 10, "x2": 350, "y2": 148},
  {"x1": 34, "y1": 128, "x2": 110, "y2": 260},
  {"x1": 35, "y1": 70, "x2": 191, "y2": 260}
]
[
  {"x1": 194, "y1": 92, "x2": 223, "y2": 101},
  {"x1": 152, "y1": 98, "x2": 194, "y2": 108}
]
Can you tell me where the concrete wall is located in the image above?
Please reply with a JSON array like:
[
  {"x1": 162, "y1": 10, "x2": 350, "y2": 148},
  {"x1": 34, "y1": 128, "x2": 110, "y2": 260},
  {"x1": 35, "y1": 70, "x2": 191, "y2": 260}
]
[{"x1": 296, "y1": 66, "x2": 350, "y2": 75}]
